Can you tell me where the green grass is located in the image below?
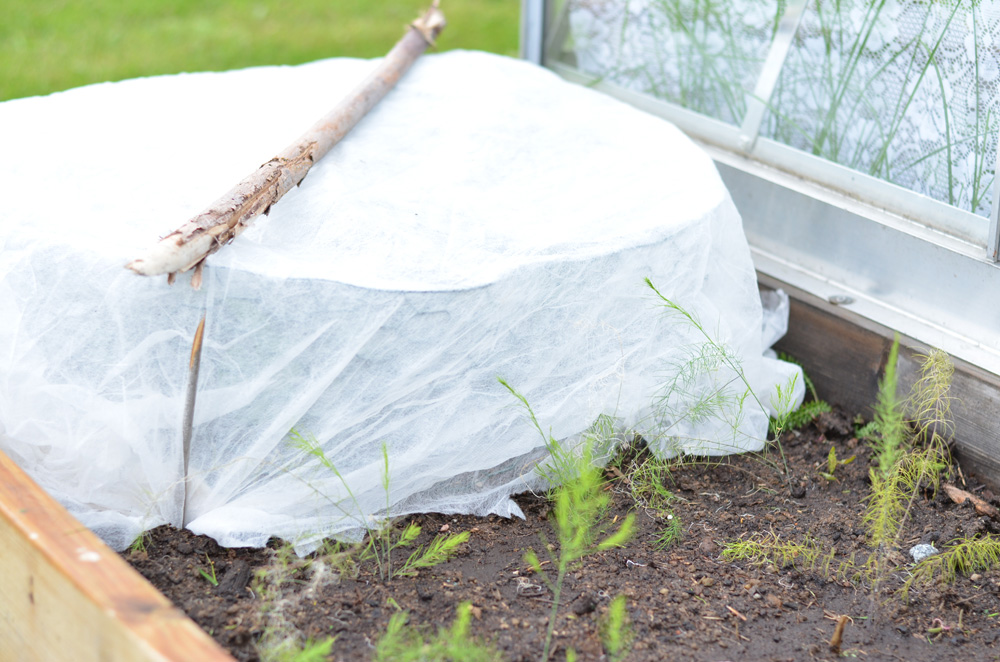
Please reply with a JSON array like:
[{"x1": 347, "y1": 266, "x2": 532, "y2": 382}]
[{"x1": 1, "y1": 0, "x2": 520, "y2": 101}]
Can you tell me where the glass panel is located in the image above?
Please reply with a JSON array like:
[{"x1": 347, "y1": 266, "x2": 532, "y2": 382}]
[
  {"x1": 551, "y1": 0, "x2": 785, "y2": 126},
  {"x1": 761, "y1": 0, "x2": 1000, "y2": 217}
]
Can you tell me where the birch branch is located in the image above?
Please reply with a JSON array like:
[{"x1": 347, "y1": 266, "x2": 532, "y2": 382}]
[{"x1": 126, "y1": 2, "x2": 446, "y2": 287}]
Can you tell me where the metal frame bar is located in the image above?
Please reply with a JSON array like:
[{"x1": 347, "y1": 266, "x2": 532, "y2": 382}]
[
  {"x1": 520, "y1": 0, "x2": 545, "y2": 65},
  {"x1": 738, "y1": 0, "x2": 808, "y2": 152},
  {"x1": 989, "y1": 135, "x2": 1000, "y2": 262}
]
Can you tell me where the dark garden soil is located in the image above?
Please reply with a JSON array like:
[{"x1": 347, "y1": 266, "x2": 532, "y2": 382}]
[{"x1": 127, "y1": 408, "x2": 1000, "y2": 661}]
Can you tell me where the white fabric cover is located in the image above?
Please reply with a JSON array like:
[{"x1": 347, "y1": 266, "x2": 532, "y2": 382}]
[{"x1": 0, "y1": 51, "x2": 802, "y2": 553}]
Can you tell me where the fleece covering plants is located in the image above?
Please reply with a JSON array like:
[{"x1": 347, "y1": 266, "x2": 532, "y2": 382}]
[{"x1": 0, "y1": 49, "x2": 802, "y2": 554}]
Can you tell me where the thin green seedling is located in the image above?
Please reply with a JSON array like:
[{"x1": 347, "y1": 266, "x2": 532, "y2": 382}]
[
  {"x1": 198, "y1": 553, "x2": 219, "y2": 587},
  {"x1": 374, "y1": 601, "x2": 501, "y2": 662},
  {"x1": 394, "y1": 528, "x2": 471, "y2": 578},
  {"x1": 128, "y1": 530, "x2": 151, "y2": 555},
  {"x1": 870, "y1": 336, "x2": 907, "y2": 480},
  {"x1": 502, "y1": 380, "x2": 634, "y2": 662},
  {"x1": 273, "y1": 638, "x2": 335, "y2": 662},
  {"x1": 771, "y1": 399, "x2": 832, "y2": 435},
  {"x1": 857, "y1": 339, "x2": 954, "y2": 618},
  {"x1": 645, "y1": 278, "x2": 795, "y2": 476},
  {"x1": 599, "y1": 594, "x2": 633, "y2": 662},
  {"x1": 776, "y1": 352, "x2": 822, "y2": 403},
  {"x1": 523, "y1": 440, "x2": 634, "y2": 662},
  {"x1": 288, "y1": 430, "x2": 469, "y2": 581},
  {"x1": 652, "y1": 513, "x2": 684, "y2": 551}
]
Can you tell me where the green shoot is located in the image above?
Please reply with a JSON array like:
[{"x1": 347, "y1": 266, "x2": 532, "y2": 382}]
[
  {"x1": 599, "y1": 594, "x2": 633, "y2": 662},
  {"x1": 261, "y1": 635, "x2": 336, "y2": 662},
  {"x1": 374, "y1": 602, "x2": 501, "y2": 662},
  {"x1": 253, "y1": 542, "x2": 338, "y2": 662},
  {"x1": 128, "y1": 530, "x2": 151, "y2": 555},
  {"x1": 198, "y1": 554, "x2": 219, "y2": 587},
  {"x1": 623, "y1": 453, "x2": 684, "y2": 549},
  {"x1": 653, "y1": 513, "x2": 684, "y2": 551},
  {"x1": 818, "y1": 445, "x2": 856, "y2": 481},
  {"x1": 279, "y1": 638, "x2": 335, "y2": 662},
  {"x1": 864, "y1": 339, "x2": 952, "y2": 551},
  {"x1": 772, "y1": 399, "x2": 833, "y2": 434},
  {"x1": 524, "y1": 436, "x2": 634, "y2": 662},
  {"x1": 907, "y1": 348, "x2": 955, "y2": 454}
]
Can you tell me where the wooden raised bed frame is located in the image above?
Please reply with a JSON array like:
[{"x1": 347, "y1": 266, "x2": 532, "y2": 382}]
[
  {"x1": 0, "y1": 450, "x2": 234, "y2": 662},
  {"x1": 1, "y1": 280, "x2": 997, "y2": 659}
]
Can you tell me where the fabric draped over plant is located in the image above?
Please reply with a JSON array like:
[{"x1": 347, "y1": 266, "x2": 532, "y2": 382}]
[{"x1": 0, "y1": 51, "x2": 801, "y2": 554}]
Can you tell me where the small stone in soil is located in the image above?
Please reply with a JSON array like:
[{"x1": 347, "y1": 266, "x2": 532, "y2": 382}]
[{"x1": 909, "y1": 543, "x2": 939, "y2": 563}]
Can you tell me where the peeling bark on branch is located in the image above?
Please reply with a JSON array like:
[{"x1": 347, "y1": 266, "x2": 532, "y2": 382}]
[{"x1": 126, "y1": 3, "x2": 446, "y2": 286}]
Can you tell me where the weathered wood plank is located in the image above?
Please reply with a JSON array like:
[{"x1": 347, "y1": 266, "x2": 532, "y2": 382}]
[
  {"x1": 0, "y1": 450, "x2": 233, "y2": 662},
  {"x1": 761, "y1": 274, "x2": 1000, "y2": 490}
]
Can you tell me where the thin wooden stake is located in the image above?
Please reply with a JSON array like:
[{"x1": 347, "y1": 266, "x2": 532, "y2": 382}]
[
  {"x1": 181, "y1": 315, "x2": 206, "y2": 526},
  {"x1": 127, "y1": 3, "x2": 446, "y2": 286},
  {"x1": 829, "y1": 614, "x2": 849, "y2": 654}
]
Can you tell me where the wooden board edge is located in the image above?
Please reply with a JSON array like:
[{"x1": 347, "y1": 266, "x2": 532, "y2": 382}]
[
  {"x1": 0, "y1": 450, "x2": 234, "y2": 662},
  {"x1": 759, "y1": 273, "x2": 1000, "y2": 491}
]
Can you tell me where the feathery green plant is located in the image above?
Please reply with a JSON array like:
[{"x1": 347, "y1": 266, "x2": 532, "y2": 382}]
[
  {"x1": 645, "y1": 278, "x2": 795, "y2": 475},
  {"x1": 723, "y1": 340, "x2": 957, "y2": 603},
  {"x1": 773, "y1": 400, "x2": 833, "y2": 434},
  {"x1": 870, "y1": 336, "x2": 908, "y2": 479},
  {"x1": 524, "y1": 436, "x2": 635, "y2": 662},
  {"x1": 903, "y1": 535, "x2": 1000, "y2": 599},
  {"x1": 863, "y1": 338, "x2": 951, "y2": 551},
  {"x1": 500, "y1": 379, "x2": 634, "y2": 662},
  {"x1": 374, "y1": 602, "x2": 501, "y2": 662},
  {"x1": 722, "y1": 532, "x2": 822, "y2": 570},
  {"x1": 599, "y1": 594, "x2": 634, "y2": 662},
  {"x1": 128, "y1": 530, "x2": 151, "y2": 555},
  {"x1": 621, "y1": 452, "x2": 684, "y2": 550}
]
